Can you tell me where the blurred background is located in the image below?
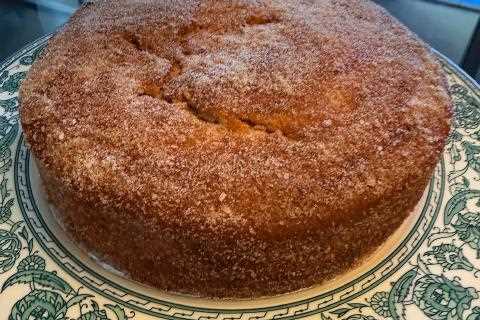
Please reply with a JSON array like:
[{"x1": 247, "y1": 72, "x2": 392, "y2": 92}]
[{"x1": 1, "y1": 0, "x2": 480, "y2": 82}]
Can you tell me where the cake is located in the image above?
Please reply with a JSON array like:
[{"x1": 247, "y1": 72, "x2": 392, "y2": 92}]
[{"x1": 19, "y1": 0, "x2": 451, "y2": 298}]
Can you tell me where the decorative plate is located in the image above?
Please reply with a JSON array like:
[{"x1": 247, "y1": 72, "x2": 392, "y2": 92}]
[{"x1": 0, "y1": 35, "x2": 480, "y2": 320}]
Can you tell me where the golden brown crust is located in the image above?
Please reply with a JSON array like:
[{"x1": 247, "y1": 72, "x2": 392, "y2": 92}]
[{"x1": 20, "y1": 0, "x2": 451, "y2": 298}]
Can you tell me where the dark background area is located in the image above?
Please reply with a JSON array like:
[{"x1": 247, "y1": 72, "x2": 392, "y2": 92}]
[{"x1": 1, "y1": 0, "x2": 480, "y2": 82}]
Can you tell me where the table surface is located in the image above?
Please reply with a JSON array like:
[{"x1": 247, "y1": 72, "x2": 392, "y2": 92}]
[{"x1": 1, "y1": 0, "x2": 479, "y2": 81}]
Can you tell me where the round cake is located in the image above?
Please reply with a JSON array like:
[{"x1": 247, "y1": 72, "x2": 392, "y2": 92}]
[{"x1": 20, "y1": 0, "x2": 451, "y2": 298}]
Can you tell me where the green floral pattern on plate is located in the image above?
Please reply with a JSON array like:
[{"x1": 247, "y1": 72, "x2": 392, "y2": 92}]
[{"x1": 0, "y1": 35, "x2": 479, "y2": 320}]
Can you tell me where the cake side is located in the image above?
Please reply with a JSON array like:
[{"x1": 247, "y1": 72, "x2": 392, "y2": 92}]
[
  {"x1": 20, "y1": 0, "x2": 451, "y2": 298},
  {"x1": 38, "y1": 158, "x2": 426, "y2": 297}
]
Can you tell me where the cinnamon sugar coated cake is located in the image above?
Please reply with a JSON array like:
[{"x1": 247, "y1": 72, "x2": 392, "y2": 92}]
[{"x1": 19, "y1": 0, "x2": 451, "y2": 298}]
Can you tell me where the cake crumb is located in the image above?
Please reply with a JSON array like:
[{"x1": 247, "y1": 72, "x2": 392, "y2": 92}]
[{"x1": 219, "y1": 192, "x2": 227, "y2": 202}]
